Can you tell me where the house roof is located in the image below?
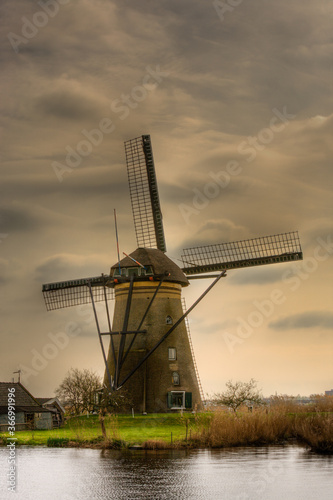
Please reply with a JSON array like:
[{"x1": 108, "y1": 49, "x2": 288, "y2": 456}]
[
  {"x1": 35, "y1": 398, "x2": 50, "y2": 405},
  {"x1": 110, "y1": 248, "x2": 189, "y2": 286},
  {"x1": 36, "y1": 397, "x2": 65, "y2": 414},
  {"x1": 0, "y1": 382, "x2": 57, "y2": 415},
  {"x1": 0, "y1": 382, "x2": 41, "y2": 408}
]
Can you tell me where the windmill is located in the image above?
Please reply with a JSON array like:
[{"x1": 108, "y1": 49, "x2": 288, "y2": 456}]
[{"x1": 42, "y1": 135, "x2": 303, "y2": 413}]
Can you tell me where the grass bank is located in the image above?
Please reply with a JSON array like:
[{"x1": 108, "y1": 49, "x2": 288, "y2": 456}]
[
  {"x1": 0, "y1": 413, "x2": 196, "y2": 449},
  {"x1": 1, "y1": 408, "x2": 332, "y2": 454},
  {"x1": 192, "y1": 410, "x2": 333, "y2": 453}
]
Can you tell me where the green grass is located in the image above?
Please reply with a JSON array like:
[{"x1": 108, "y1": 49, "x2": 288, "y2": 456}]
[
  {"x1": 0, "y1": 413, "x2": 199, "y2": 447},
  {"x1": 111, "y1": 414, "x2": 195, "y2": 443}
]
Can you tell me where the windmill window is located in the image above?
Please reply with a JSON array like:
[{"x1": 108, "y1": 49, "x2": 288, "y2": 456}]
[
  {"x1": 167, "y1": 391, "x2": 192, "y2": 409},
  {"x1": 168, "y1": 347, "x2": 177, "y2": 360},
  {"x1": 167, "y1": 391, "x2": 185, "y2": 409},
  {"x1": 113, "y1": 266, "x2": 153, "y2": 278},
  {"x1": 166, "y1": 315, "x2": 173, "y2": 325},
  {"x1": 128, "y1": 267, "x2": 140, "y2": 277},
  {"x1": 172, "y1": 372, "x2": 180, "y2": 386},
  {"x1": 113, "y1": 268, "x2": 128, "y2": 277}
]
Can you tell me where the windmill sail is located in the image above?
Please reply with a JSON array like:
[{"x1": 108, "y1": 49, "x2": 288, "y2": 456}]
[
  {"x1": 40, "y1": 131, "x2": 305, "y2": 413},
  {"x1": 181, "y1": 231, "x2": 302, "y2": 275},
  {"x1": 125, "y1": 135, "x2": 166, "y2": 252},
  {"x1": 42, "y1": 275, "x2": 114, "y2": 311}
]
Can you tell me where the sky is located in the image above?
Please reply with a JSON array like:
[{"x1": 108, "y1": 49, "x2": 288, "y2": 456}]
[{"x1": 0, "y1": 0, "x2": 332, "y2": 399}]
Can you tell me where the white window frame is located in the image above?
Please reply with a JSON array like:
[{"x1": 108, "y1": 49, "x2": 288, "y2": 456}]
[
  {"x1": 168, "y1": 347, "x2": 177, "y2": 360},
  {"x1": 170, "y1": 391, "x2": 185, "y2": 409}
]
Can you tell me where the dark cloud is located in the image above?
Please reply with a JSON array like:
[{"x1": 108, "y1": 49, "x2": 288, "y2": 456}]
[
  {"x1": 35, "y1": 253, "x2": 110, "y2": 284},
  {"x1": 0, "y1": 204, "x2": 42, "y2": 232},
  {"x1": 0, "y1": 259, "x2": 9, "y2": 286},
  {"x1": 270, "y1": 312, "x2": 333, "y2": 331},
  {"x1": 0, "y1": 256, "x2": 23, "y2": 289},
  {"x1": 0, "y1": 168, "x2": 129, "y2": 220},
  {"x1": 35, "y1": 90, "x2": 103, "y2": 121}
]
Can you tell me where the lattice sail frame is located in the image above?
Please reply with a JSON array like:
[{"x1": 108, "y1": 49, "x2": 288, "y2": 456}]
[
  {"x1": 125, "y1": 135, "x2": 166, "y2": 252},
  {"x1": 181, "y1": 231, "x2": 302, "y2": 275},
  {"x1": 42, "y1": 276, "x2": 114, "y2": 311}
]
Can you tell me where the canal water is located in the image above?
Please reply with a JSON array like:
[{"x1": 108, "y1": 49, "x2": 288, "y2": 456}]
[{"x1": 0, "y1": 445, "x2": 332, "y2": 499}]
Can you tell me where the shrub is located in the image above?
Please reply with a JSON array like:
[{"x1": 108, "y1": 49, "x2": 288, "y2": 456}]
[
  {"x1": 47, "y1": 437, "x2": 69, "y2": 447},
  {"x1": 192, "y1": 409, "x2": 294, "y2": 448},
  {"x1": 142, "y1": 439, "x2": 169, "y2": 450},
  {"x1": 104, "y1": 438, "x2": 126, "y2": 449},
  {"x1": 294, "y1": 414, "x2": 333, "y2": 454}
]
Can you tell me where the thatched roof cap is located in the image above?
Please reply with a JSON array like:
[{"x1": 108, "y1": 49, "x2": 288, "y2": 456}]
[{"x1": 111, "y1": 248, "x2": 189, "y2": 287}]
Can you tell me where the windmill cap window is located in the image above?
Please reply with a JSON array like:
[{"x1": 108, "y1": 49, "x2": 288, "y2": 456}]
[{"x1": 112, "y1": 266, "x2": 153, "y2": 278}]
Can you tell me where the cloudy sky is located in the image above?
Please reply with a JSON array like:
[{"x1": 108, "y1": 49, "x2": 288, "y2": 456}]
[{"x1": 1, "y1": 0, "x2": 332, "y2": 399}]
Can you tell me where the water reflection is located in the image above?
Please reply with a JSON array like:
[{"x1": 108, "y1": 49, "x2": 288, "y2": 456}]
[{"x1": 0, "y1": 445, "x2": 332, "y2": 500}]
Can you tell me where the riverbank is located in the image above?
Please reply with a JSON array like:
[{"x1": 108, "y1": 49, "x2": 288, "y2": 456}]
[{"x1": 1, "y1": 410, "x2": 332, "y2": 454}]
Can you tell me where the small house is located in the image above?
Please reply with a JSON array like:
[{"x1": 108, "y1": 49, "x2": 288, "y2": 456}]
[
  {"x1": 36, "y1": 397, "x2": 65, "y2": 428},
  {"x1": 0, "y1": 382, "x2": 55, "y2": 431}
]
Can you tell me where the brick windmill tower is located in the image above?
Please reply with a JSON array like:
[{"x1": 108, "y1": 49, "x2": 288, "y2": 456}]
[{"x1": 42, "y1": 135, "x2": 303, "y2": 413}]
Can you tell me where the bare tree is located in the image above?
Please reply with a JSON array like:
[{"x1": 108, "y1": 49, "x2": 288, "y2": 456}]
[
  {"x1": 95, "y1": 386, "x2": 133, "y2": 414},
  {"x1": 214, "y1": 379, "x2": 262, "y2": 412},
  {"x1": 55, "y1": 368, "x2": 102, "y2": 415},
  {"x1": 96, "y1": 387, "x2": 134, "y2": 440}
]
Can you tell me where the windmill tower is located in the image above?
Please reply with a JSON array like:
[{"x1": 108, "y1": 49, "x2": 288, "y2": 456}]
[
  {"x1": 42, "y1": 135, "x2": 303, "y2": 413},
  {"x1": 102, "y1": 136, "x2": 203, "y2": 412}
]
